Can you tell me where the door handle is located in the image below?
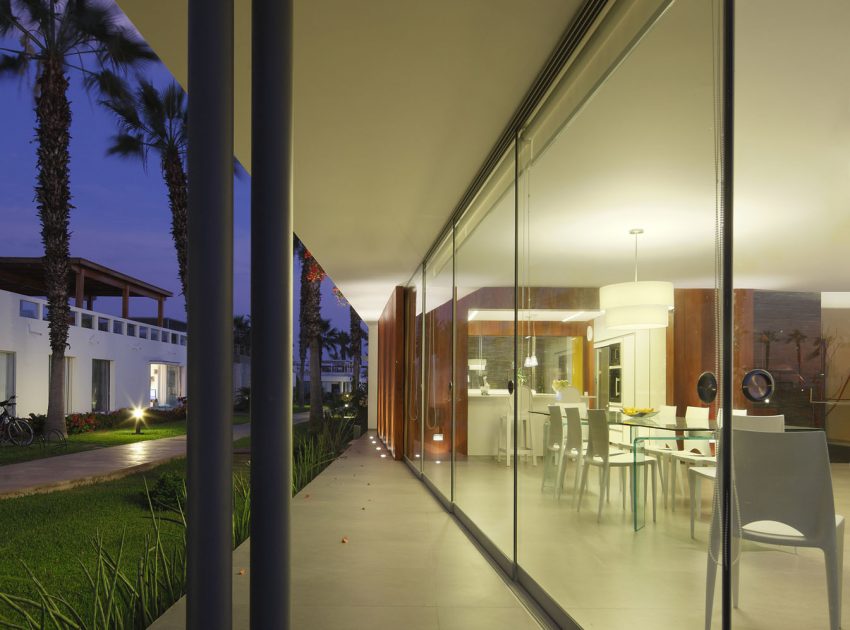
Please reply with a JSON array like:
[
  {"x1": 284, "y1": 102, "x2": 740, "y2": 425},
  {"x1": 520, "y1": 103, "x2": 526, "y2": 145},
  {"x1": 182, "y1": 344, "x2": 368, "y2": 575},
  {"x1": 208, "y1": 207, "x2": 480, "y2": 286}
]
[{"x1": 507, "y1": 380, "x2": 515, "y2": 395}]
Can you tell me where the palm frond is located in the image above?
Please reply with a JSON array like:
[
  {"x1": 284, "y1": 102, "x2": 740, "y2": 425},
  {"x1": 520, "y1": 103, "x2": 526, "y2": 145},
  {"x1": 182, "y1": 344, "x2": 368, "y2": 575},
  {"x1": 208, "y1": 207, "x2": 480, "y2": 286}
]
[
  {"x1": 66, "y1": 0, "x2": 155, "y2": 66},
  {"x1": 106, "y1": 132, "x2": 147, "y2": 166},
  {"x1": 0, "y1": 50, "x2": 27, "y2": 76}
]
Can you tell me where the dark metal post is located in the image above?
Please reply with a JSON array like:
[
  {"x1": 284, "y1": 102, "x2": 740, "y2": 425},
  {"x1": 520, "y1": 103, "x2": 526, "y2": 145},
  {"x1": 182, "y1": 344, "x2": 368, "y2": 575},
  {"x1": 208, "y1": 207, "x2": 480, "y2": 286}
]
[
  {"x1": 187, "y1": 0, "x2": 234, "y2": 627},
  {"x1": 250, "y1": 0, "x2": 293, "y2": 627},
  {"x1": 721, "y1": 0, "x2": 735, "y2": 628}
]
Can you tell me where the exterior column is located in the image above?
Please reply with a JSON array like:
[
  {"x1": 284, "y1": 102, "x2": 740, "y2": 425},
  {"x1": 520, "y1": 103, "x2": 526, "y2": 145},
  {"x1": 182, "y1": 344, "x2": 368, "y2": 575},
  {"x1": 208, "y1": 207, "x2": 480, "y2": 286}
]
[
  {"x1": 157, "y1": 296, "x2": 164, "y2": 327},
  {"x1": 75, "y1": 269, "x2": 84, "y2": 308},
  {"x1": 367, "y1": 322, "x2": 378, "y2": 430},
  {"x1": 250, "y1": 0, "x2": 293, "y2": 627},
  {"x1": 186, "y1": 0, "x2": 233, "y2": 628},
  {"x1": 122, "y1": 285, "x2": 130, "y2": 320}
]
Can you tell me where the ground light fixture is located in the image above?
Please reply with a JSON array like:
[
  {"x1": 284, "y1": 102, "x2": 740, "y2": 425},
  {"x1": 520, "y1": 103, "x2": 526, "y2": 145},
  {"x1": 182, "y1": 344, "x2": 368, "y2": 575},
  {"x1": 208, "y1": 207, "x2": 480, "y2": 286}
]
[
  {"x1": 132, "y1": 407, "x2": 145, "y2": 434},
  {"x1": 599, "y1": 228, "x2": 674, "y2": 329}
]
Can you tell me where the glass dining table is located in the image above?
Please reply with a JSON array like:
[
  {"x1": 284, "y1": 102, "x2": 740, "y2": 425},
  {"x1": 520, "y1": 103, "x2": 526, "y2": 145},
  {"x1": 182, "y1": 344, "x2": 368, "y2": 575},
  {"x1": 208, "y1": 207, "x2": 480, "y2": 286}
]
[{"x1": 533, "y1": 410, "x2": 715, "y2": 531}]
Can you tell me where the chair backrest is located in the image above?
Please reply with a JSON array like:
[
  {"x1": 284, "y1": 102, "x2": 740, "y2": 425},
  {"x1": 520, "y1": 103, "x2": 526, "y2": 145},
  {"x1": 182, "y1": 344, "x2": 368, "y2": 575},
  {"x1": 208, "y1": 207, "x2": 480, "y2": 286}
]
[
  {"x1": 564, "y1": 406, "x2": 583, "y2": 453},
  {"x1": 560, "y1": 402, "x2": 588, "y2": 419},
  {"x1": 586, "y1": 409, "x2": 610, "y2": 460},
  {"x1": 733, "y1": 429, "x2": 835, "y2": 544},
  {"x1": 684, "y1": 405, "x2": 712, "y2": 454},
  {"x1": 658, "y1": 405, "x2": 678, "y2": 422},
  {"x1": 731, "y1": 414, "x2": 784, "y2": 433},
  {"x1": 546, "y1": 405, "x2": 564, "y2": 448},
  {"x1": 560, "y1": 386, "x2": 582, "y2": 403}
]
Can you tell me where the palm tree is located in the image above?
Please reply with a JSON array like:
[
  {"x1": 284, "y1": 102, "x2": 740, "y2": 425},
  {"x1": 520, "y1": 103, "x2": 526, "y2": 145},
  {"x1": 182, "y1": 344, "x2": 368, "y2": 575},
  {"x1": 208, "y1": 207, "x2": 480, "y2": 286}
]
[
  {"x1": 350, "y1": 306, "x2": 364, "y2": 391},
  {"x1": 785, "y1": 329, "x2": 807, "y2": 376},
  {"x1": 759, "y1": 330, "x2": 779, "y2": 370},
  {"x1": 233, "y1": 314, "x2": 251, "y2": 356},
  {"x1": 296, "y1": 243, "x2": 325, "y2": 430},
  {"x1": 0, "y1": 0, "x2": 154, "y2": 435},
  {"x1": 294, "y1": 237, "x2": 309, "y2": 406},
  {"x1": 99, "y1": 76, "x2": 188, "y2": 301}
]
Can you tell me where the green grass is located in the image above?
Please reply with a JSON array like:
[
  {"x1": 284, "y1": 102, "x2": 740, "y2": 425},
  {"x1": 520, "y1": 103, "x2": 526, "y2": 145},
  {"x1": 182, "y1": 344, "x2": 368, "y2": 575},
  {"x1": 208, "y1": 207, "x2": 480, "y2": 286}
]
[
  {"x1": 0, "y1": 456, "x2": 250, "y2": 624},
  {"x1": 0, "y1": 413, "x2": 251, "y2": 468},
  {"x1": 233, "y1": 436, "x2": 251, "y2": 449}
]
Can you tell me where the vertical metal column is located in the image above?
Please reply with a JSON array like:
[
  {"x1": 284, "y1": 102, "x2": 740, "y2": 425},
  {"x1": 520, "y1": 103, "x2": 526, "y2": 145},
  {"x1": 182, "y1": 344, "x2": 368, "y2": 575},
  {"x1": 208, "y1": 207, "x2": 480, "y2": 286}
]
[
  {"x1": 186, "y1": 0, "x2": 234, "y2": 627},
  {"x1": 720, "y1": 0, "x2": 735, "y2": 628},
  {"x1": 250, "y1": 0, "x2": 293, "y2": 627}
]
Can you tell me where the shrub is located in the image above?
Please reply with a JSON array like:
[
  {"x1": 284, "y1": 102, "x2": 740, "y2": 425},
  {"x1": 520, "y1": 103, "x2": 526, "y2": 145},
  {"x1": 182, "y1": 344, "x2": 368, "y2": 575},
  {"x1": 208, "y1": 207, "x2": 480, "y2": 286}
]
[
  {"x1": 146, "y1": 471, "x2": 186, "y2": 511},
  {"x1": 234, "y1": 386, "x2": 250, "y2": 412},
  {"x1": 27, "y1": 414, "x2": 46, "y2": 435}
]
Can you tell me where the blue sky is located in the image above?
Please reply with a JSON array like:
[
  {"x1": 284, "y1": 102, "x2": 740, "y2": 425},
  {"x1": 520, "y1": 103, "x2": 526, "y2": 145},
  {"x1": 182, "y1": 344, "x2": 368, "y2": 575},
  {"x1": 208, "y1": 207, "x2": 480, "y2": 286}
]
[{"x1": 0, "y1": 38, "x2": 352, "y2": 351}]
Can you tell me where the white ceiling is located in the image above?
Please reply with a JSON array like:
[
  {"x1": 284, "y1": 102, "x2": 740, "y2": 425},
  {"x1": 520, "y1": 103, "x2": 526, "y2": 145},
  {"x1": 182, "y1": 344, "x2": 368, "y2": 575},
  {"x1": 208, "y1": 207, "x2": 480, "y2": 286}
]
[
  {"x1": 115, "y1": 0, "x2": 850, "y2": 319},
  {"x1": 435, "y1": 0, "x2": 850, "y2": 297},
  {"x1": 114, "y1": 0, "x2": 584, "y2": 321}
]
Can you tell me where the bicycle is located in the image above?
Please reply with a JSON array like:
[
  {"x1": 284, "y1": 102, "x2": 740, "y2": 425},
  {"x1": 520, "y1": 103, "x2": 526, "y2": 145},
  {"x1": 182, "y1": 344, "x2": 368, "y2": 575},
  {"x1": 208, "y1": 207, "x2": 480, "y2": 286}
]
[{"x1": 0, "y1": 396, "x2": 34, "y2": 447}]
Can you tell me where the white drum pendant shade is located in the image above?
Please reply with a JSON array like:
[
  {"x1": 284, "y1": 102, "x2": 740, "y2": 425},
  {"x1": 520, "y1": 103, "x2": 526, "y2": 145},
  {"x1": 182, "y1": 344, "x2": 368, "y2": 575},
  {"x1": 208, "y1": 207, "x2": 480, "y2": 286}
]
[{"x1": 600, "y1": 281, "x2": 674, "y2": 330}]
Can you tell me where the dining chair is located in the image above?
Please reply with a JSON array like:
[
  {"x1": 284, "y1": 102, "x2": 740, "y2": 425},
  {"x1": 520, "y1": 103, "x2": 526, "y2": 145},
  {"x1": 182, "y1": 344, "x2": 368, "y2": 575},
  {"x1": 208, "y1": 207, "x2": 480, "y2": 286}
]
[
  {"x1": 644, "y1": 404, "x2": 679, "y2": 507},
  {"x1": 704, "y1": 429, "x2": 844, "y2": 630},
  {"x1": 689, "y1": 414, "x2": 785, "y2": 538},
  {"x1": 555, "y1": 406, "x2": 585, "y2": 504},
  {"x1": 541, "y1": 405, "x2": 565, "y2": 492},
  {"x1": 577, "y1": 410, "x2": 657, "y2": 523},
  {"x1": 671, "y1": 405, "x2": 713, "y2": 509},
  {"x1": 496, "y1": 385, "x2": 535, "y2": 466}
]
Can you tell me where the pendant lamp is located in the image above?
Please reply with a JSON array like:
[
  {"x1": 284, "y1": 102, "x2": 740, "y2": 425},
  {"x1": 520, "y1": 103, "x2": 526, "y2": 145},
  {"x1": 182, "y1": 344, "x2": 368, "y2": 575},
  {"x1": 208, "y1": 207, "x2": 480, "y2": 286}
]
[{"x1": 599, "y1": 229, "x2": 673, "y2": 330}]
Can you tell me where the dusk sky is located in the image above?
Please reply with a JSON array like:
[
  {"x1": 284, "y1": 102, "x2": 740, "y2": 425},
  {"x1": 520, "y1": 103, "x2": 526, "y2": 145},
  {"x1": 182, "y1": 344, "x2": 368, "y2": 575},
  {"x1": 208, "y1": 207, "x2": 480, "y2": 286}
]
[{"x1": 0, "y1": 35, "x2": 353, "y2": 351}]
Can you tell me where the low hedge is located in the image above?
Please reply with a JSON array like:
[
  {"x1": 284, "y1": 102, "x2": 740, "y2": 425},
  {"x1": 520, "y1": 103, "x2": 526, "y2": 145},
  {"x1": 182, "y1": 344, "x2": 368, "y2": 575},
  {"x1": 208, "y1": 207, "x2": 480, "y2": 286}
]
[{"x1": 26, "y1": 404, "x2": 187, "y2": 436}]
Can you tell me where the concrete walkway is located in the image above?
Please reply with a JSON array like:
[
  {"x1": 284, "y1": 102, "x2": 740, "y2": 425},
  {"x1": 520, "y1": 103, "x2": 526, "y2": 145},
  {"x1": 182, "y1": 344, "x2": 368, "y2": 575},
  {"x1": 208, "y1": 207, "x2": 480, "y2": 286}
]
[
  {"x1": 150, "y1": 431, "x2": 543, "y2": 630},
  {"x1": 0, "y1": 424, "x2": 251, "y2": 499}
]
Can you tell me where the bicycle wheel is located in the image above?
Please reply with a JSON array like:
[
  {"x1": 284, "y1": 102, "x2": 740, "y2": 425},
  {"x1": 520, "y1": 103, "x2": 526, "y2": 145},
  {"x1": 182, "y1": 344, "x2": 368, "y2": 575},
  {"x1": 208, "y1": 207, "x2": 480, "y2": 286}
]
[{"x1": 9, "y1": 420, "x2": 33, "y2": 447}]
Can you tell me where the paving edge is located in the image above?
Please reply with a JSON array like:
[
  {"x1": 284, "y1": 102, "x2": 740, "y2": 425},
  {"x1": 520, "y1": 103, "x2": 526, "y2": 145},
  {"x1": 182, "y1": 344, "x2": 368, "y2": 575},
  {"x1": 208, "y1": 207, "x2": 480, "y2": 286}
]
[{"x1": 0, "y1": 453, "x2": 186, "y2": 500}]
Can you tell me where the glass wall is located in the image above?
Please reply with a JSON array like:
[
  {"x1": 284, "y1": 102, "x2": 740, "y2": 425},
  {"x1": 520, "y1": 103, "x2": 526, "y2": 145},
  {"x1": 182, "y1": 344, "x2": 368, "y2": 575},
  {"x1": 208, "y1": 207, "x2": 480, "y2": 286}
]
[
  {"x1": 514, "y1": 0, "x2": 722, "y2": 625},
  {"x1": 423, "y1": 232, "x2": 454, "y2": 497},
  {"x1": 397, "y1": 1, "x2": 850, "y2": 628},
  {"x1": 727, "y1": 2, "x2": 850, "y2": 628},
  {"x1": 453, "y1": 146, "x2": 517, "y2": 558},
  {"x1": 404, "y1": 267, "x2": 423, "y2": 469}
]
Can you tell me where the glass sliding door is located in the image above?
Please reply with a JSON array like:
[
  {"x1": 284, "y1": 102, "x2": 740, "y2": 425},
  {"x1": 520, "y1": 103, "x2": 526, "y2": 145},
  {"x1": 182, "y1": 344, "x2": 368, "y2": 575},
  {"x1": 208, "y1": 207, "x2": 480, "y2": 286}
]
[
  {"x1": 92, "y1": 359, "x2": 111, "y2": 412},
  {"x1": 729, "y1": 3, "x2": 850, "y2": 628},
  {"x1": 453, "y1": 145, "x2": 517, "y2": 559},
  {"x1": 515, "y1": 0, "x2": 724, "y2": 627},
  {"x1": 404, "y1": 267, "x2": 424, "y2": 469},
  {"x1": 423, "y1": 231, "x2": 454, "y2": 498}
]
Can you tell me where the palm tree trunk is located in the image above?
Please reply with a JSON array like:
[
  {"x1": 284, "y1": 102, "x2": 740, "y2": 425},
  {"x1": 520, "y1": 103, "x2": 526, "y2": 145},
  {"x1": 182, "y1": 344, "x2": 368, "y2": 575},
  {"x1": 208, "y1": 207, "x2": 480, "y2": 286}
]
[
  {"x1": 350, "y1": 306, "x2": 361, "y2": 392},
  {"x1": 162, "y1": 149, "x2": 188, "y2": 304},
  {"x1": 309, "y1": 336, "x2": 323, "y2": 430},
  {"x1": 36, "y1": 56, "x2": 72, "y2": 436}
]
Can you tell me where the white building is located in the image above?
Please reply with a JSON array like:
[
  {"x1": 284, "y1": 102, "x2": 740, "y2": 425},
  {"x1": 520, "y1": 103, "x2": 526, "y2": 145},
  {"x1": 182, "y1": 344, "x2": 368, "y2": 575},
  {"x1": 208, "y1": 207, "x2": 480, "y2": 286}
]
[
  {"x1": 299, "y1": 358, "x2": 367, "y2": 395},
  {"x1": 0, "y1": 258, "x2": 187, "y2": 417}
]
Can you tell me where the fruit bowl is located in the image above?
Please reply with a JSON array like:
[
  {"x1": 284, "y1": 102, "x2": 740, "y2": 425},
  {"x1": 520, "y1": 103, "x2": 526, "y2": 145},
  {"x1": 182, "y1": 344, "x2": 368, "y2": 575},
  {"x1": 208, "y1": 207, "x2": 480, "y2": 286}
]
[{"x1": 621, "y1": 408, "x2": 658, "y2": 419}]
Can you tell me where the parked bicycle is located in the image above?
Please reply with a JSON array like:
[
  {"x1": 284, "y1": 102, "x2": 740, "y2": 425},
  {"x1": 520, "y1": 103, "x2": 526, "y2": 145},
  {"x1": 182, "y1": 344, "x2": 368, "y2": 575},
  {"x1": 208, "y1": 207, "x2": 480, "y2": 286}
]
[{"x1": 0, "y1": 396, "x2": 34, "y2": 447}]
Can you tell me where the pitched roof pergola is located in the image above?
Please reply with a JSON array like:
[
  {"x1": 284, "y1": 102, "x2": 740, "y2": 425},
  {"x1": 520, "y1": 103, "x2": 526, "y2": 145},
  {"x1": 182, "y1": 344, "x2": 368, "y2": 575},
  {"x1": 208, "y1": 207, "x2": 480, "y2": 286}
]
[{"x1": 0, "y1": 257, "x2": 173, "y2": 326}]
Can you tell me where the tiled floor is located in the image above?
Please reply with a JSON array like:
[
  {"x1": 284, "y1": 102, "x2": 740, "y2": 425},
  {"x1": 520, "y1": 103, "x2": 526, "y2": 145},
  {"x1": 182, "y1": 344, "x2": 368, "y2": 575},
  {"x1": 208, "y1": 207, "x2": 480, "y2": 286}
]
[
  {"x1": 427, "y1": 454, "x2": 850, "y2": 629},
  {"x1": 0, "y1": 424, "x2": 251, "y2": 498},
  {"x1": 150, "y1": 431, "x2": 543, "y2": 630}
]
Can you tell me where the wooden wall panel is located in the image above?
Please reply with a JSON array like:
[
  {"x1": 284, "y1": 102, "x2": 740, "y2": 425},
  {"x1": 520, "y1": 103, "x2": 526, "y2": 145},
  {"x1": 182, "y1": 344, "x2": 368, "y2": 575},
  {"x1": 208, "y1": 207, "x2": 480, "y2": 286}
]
[{"x1": 377, "y1": 287, "x2": 405, "y2": 459}]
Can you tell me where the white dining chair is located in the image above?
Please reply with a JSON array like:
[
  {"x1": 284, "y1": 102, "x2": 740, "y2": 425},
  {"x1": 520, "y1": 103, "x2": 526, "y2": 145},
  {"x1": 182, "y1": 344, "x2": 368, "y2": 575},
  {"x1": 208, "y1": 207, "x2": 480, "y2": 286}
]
[
  {"x1": 671, "y1": 405, "x2": 713, "y2": 509},
  {"x1": 496, "y1": 385, "x2": 535, "y2": 466},
  {"x1": 689, "y1": 414, "x2": 785, "y2": 538},
  {"x1": 541, "y1": 405, "x2": 566, "y2": 492},
  {"x1": 644, "y1": 404, "x2": 679, "y2": 507},
  {"x1": 555, "y1": 406, "x2": 585, "y2": 504},
  {"x1": 704, "y1": 429, "x2": 844, "y2": 630},
  {"x1": 577, "y1": 410, "x2": 657, "y2": 523}
]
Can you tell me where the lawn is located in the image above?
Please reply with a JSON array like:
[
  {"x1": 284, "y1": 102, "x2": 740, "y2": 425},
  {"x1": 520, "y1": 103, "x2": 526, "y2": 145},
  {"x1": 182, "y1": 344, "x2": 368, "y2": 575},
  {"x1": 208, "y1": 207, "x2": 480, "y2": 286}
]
[
  {"x1": 0, "y1": 456, "x2": 249, "y2": 624},
  {"x1": 0, "y1": 413, "x2": 251, "y2": 467}
]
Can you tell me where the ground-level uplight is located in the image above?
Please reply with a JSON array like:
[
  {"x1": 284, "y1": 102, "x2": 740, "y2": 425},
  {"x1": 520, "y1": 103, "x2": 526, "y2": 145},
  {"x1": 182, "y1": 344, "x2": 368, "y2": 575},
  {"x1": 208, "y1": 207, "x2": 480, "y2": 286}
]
[{"x1": 132, "y1": 407, "x2": 145, "y2": 434}]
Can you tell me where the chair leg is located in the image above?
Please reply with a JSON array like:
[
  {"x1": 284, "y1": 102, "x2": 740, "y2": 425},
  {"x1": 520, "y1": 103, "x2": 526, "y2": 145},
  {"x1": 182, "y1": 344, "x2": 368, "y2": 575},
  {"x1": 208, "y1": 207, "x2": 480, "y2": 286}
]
[
  {"x1": 705, "y1": 527, "x2": 720, "y2": 630},
  {"x1": 671, "y1": 459, "x2": 678, "y2": 511},
  {"x1": 689, "y1": 469, "x2": 697, "y2": 539},
  {"x1": 571, "y1": 455, "x2": 582, "y2": 508},
  {"x1": 824, "y1": 518, "x2": 844, "y2": 630},
  {"x1": 621, "y1": 466, "x2": 627, "y2": 511},
  {"x1": 597, "y1": 466, "x2": 608, "y2": 523},
  {"x1": 651, "y1": 461, "x2": 656, "y2": 523},
  {"x1": 577, "y1": 462, "x2": 590, "y2": 512}
]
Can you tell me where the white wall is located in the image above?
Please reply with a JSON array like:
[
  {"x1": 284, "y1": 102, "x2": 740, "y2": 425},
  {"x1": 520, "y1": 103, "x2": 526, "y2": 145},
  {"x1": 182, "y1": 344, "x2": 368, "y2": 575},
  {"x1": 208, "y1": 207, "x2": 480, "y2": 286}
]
[
  {"x1": 367, "y1": 322, "x2": 378, "y2": 429},
  {"x1": 1, "y1": 290, "x2": 187, "y2": 417}
]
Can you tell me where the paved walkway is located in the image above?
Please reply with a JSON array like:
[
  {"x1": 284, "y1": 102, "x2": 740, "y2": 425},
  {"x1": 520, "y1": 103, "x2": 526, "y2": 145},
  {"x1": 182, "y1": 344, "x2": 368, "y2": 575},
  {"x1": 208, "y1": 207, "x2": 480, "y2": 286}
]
[
  {"x1": 0, "y1": 424, "x2": 251, "y2": 499},
  {"x1": 151, "y1": 431, "x2": 544, "y2": 630}
]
